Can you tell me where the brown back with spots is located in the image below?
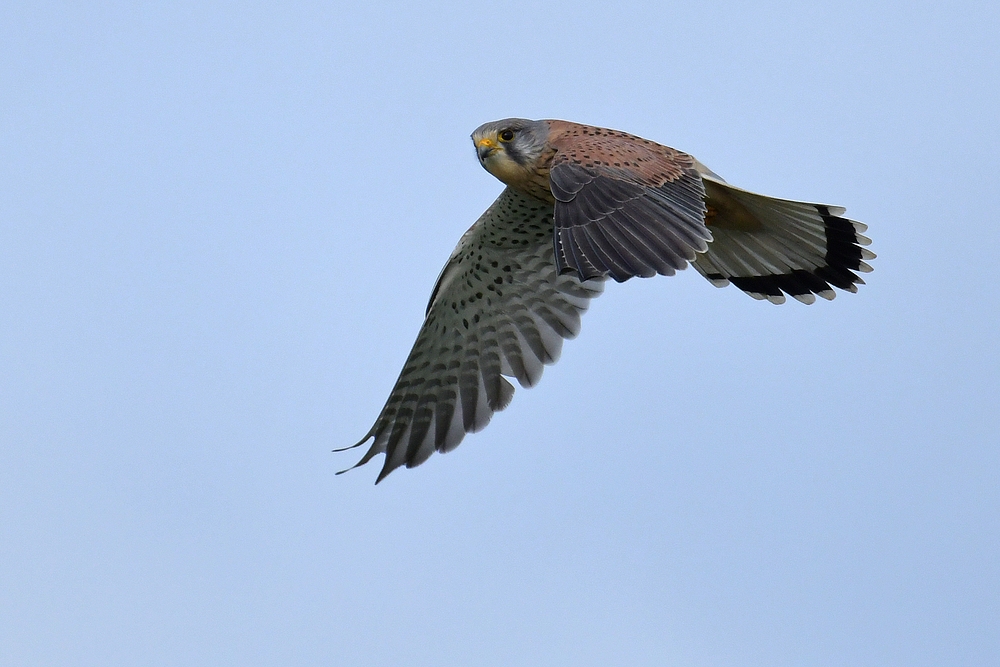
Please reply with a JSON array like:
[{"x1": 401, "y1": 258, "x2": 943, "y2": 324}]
[
  {"x1": 537, "y1": 120, "x2": 710, "y2": 283},
  {"x1": 544, "y1": 120, "x2": 694, "y2": 187}
]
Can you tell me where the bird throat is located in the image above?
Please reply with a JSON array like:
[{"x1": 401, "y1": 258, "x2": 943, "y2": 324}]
[{"x1": 486, "y1": 148, "x2": 556, "y2": 203}]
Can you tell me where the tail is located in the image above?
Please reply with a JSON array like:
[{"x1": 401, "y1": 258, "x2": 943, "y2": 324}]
[{"x1": 693, "y1": 163, "x2": 874, "y2": 304}]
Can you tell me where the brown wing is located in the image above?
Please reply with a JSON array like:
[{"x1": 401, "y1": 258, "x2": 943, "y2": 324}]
[{"x1": 546, "y1": 121, "x2": 711, "y2": 282}]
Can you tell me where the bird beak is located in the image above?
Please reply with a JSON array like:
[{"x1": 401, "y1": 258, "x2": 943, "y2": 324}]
[{"x1": 476, "y1": 137, "x2": 497, "y2": 160}]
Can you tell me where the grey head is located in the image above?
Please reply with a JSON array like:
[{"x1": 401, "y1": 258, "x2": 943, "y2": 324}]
[{"x1": 471, "y1": 118, "x2": 550, "y2": 184}]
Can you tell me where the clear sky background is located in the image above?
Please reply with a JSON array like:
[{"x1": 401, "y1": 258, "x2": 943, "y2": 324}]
[{"x1": 2, "y1": 1, "x2": 998, "y2": 665}]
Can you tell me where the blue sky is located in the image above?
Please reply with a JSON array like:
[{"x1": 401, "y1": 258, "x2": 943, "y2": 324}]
[{"x1": 2, "y1": 1, "x2": 998, "y2": 665}]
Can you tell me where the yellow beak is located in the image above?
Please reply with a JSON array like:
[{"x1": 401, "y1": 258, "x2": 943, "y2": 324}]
[{"x1": 476, "y1": 137, "x2": 498, "y2": 160}]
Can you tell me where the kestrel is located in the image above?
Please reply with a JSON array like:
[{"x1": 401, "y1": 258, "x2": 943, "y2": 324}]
[{"x1": 339, "y1": 119, "x2": 874, "y2": 482}]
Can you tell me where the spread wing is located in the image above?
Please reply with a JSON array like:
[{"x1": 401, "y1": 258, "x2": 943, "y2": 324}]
[
  {"x1": 340, "y1": 188, "x2": 604, "y2": 483},
  {"x1": 693, "y1": 163, "x2": 875, "y2": 304},
  {"x1": 546, "y1": 123, "x2": 712, "y2": 283}
]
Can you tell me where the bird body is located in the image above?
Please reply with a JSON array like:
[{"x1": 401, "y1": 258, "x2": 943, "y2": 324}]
[{"x1": 339, "y1": 119, "x2": 874, "y2": 482}]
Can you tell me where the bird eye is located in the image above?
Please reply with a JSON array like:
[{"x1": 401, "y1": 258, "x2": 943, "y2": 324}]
[{"x1": 499, "y1": 129, "x2": 515, "y2": 142}]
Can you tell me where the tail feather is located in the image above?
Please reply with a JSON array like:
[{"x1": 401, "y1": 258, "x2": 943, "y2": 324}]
[{"x1": 693, "y1": 167, "x2": 874, "y2": 304}]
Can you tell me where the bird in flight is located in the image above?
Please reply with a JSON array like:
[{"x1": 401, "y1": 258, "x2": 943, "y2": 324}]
[{"x1": 338, "y1": 118, "x2": 874, "y2": 483}]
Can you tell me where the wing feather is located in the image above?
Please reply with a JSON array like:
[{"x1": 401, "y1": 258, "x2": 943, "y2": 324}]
[
  {"x1": 342, "y1": 188, "x2": 604, "y2": 482},
  {"x1": 545, "y1": 124, "x2": 711, "y2": 283}
]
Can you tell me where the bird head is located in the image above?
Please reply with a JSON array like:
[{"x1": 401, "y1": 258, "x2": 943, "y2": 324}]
[{"x1": 471, "y1": 118, "x2": 550, "y2": 186}]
